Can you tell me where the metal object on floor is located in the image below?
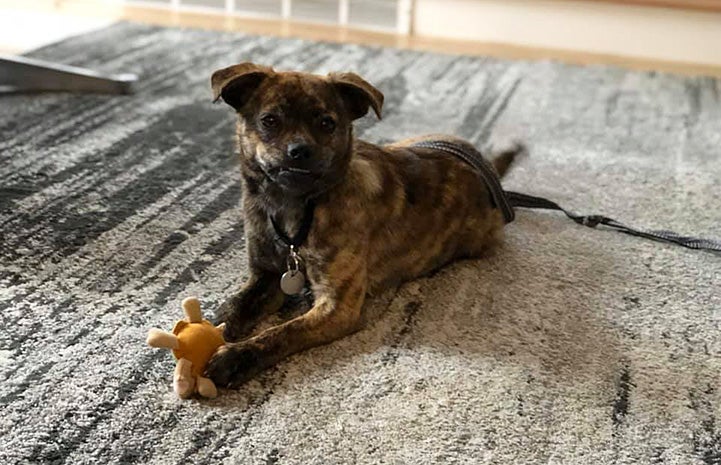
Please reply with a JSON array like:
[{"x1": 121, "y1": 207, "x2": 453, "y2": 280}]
[{"x1": 0, "y1": 54, "x2": 137, "y2": 95}]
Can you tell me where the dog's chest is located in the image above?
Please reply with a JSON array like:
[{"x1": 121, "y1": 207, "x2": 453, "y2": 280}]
[{"x1": 243, "y1": 208, "x2": 292, "y2": 272}]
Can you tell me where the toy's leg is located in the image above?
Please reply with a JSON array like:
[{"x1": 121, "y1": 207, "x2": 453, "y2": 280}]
[
  {"x1": 195, "y1": 376, "x2": 218, "y2": 399},
  {"x1": 173, "y1": 358, "x2": 196, "y2": 399}
]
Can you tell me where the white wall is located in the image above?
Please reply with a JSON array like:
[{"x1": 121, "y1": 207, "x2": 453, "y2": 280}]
[
  {"x1": 0, "y1": 6, "x2": 113, "y2": 54},
  {"x1": 414, "y1": 0, "x2": 721, "y2": 67}
]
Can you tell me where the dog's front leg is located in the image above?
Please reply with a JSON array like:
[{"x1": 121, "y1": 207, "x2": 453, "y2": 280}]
[
  {"x1": 206, "y1": 253, "x2": 367, "y2": 387},
  {"x1": 215, "y1": 270, "x2": 285, "y2": 341}
]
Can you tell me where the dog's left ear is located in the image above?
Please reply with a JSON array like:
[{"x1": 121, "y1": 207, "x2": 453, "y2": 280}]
[
  {"x1": 211, "y1": 62, "x2": 274, "y2": 111},
  {"x1": 328, "y1": 72, "x2": 384, "y2": 120}
]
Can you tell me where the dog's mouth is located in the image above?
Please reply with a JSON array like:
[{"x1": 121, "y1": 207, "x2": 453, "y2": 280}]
[
  {"x1": 266, "y1": 165, "x2": 325, "y2": 195},
  {"x1": 272, "y1": 166, "x2": 320, "y2": 182},
  {"x1": 258, "y1": 154, "x2": 341, "y2": 197},
  {"x1": 277, "y1": 166, "x2": 313, "y2": 176}
]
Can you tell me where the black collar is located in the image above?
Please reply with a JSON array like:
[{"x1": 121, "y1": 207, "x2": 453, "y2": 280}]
[{"x1": 269, "y1": 200, "x2": 316, "y2": 249}]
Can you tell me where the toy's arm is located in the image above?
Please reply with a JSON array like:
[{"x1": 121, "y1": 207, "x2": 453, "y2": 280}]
[
  {"x1": 182, "y1": 296, "x2": 203, "y2": 323},
  {"x1": 146, "y1": 328, "x2": 179, "y2": 349}
]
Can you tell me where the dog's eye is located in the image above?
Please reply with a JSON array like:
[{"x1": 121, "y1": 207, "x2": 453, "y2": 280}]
[
  {"x1": 320, "y1": 116, "x2": 336, "y2": 133},
  {"x1": 260, "y1": 114, "x2": 279, "y2": 129}
]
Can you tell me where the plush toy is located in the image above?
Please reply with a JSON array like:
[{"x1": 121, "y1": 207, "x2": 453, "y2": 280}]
[{"x1": 146, "y1": 297, "x2": 225, "y2": 399}]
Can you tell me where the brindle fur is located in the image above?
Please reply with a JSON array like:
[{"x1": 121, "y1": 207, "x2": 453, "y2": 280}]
[{"x1": 205, "y1": 63, "x2": 522, "y2": 387}]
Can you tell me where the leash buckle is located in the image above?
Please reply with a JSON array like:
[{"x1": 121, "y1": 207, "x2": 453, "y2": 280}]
[{"x1": 582, "y1": 215, "x2": 604, "y2": 228}]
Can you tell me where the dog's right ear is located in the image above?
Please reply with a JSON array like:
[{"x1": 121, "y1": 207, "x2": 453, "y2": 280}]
[{"x1": 211, "y1": 62, "x2": 274, "y2": 111}]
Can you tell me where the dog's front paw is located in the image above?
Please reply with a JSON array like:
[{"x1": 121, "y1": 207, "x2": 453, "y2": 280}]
[
  {"x1": 205, "y1": 342, "x2": 263, "y2": 388},
  {"x1": 214, "y1": 297, "x2": 255, "y2": 342}
]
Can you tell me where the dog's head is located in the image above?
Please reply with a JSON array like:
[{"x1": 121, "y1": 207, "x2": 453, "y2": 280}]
[{"x1": 211, "y1": 63, "x2": 383, "y2": 198}]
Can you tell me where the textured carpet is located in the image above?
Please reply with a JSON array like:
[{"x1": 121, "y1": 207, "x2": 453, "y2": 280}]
[{"x1": 1, "y1": 22, "x2": 720, "y2": 465}]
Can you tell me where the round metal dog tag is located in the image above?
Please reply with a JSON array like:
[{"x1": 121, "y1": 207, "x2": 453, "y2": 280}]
[{"x1": 280, "y1": 270, "x2": 305, "y2": 295}]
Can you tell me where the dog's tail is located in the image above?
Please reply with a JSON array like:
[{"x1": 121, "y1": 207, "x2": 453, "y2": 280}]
[{"x1": 491, "y1": 142, "x2": 527, "y2": 178}]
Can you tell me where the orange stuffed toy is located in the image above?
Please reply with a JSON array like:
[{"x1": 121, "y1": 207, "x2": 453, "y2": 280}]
[{"x1": 146, "y1": 297, "x2": 225, "y2": 399}]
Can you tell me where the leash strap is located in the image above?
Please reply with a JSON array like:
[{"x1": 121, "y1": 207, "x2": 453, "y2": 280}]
[
  {"x1": 410, "y1": 139, "x2": 721, "y2": 253},
  {"x1": 410, "y1": 140, "x2": 515, "y2": 223},
  {"x1": 505, "y1": 191, "x2": 721, "y2": 252}
]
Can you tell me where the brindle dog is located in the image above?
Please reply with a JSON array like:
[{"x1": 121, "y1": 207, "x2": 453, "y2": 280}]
[{"x1": 205, "y1": 62, "x2": 522, "y2": 387}]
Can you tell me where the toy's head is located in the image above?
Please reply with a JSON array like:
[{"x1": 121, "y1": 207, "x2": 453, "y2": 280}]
[
  {"x1": 147, "y1": 297, "x2": 226, "y2": 397},
  {"x1": 170, "y1": 298, "x2": 225, "y2": 377}
]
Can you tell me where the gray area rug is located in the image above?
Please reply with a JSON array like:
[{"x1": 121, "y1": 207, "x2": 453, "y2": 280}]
[{"x1": 1, "y1": 22, "x2": 720, "y2": 465}]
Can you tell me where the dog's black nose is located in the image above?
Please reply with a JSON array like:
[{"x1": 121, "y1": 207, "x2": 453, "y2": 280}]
[{"x1": 287, "y1": 143, "x2": 312, "y2": 160}]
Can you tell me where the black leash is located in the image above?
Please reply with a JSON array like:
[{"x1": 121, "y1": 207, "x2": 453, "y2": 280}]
[
  {"x1": 411, "y1": 140, "x2": 721, "y2": 253},
  {"x1": 504, "y1": 191, "x2": 721, "y2": 252},
  {"x1": 413, "y1": 139, "x2": 515, "y2": 223}
]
